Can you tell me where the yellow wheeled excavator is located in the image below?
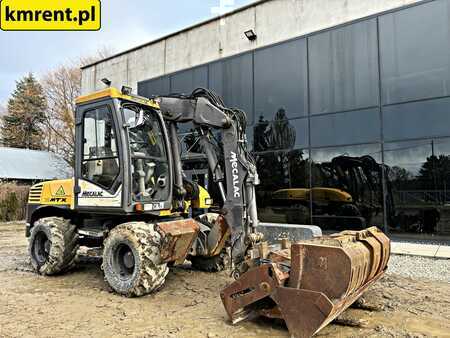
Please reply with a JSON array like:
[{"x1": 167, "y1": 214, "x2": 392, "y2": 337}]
[{"x1": 26, "y1": 86, "x2": 390, "y2": 337}]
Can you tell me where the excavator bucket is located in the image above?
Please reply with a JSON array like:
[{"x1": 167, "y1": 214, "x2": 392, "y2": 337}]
[{"x1": 221, "y1": 226, "x2": 390, "y2": 338}]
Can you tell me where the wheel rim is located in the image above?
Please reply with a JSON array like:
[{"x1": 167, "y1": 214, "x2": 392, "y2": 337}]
[
  {"x1": 33, "y1": 231, "x2": 51, "y2": 266},
  {"x1": 112, "y1": 243, "x2": 136, "y2": 279}
]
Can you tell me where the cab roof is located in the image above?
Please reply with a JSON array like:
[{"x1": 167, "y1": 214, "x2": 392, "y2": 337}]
[{"x1": 75, "y1": 87, "x2": 160, "y2": 109}]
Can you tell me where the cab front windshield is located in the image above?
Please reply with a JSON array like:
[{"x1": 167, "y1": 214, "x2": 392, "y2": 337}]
[{"x1": 122, "y1": 103, "x2": 169, "y2": 203}]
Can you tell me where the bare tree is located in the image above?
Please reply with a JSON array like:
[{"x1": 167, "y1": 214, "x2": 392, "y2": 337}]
[
  {"x1": 42, "y1": 65, "x2": 79, "y2": 166},
  {"x1": 42, "y1": 48, "x2": 114, "y2": 166}
]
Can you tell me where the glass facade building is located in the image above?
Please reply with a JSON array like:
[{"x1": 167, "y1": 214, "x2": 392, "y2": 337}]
[{"x1": 138, "y1": 0, "x2": 450, "y2": 236}]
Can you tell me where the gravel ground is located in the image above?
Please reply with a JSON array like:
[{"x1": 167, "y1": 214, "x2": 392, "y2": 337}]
[{"x1": 388, "y1": 254, "x2": 450, "y2": 282}]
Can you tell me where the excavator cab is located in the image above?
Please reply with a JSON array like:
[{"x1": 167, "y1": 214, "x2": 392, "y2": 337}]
[{"x1": 74, "y1": 87, "x2": 177, "y2": 215}]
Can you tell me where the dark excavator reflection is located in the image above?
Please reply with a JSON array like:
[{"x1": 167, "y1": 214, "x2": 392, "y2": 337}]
[
  {"x1": 253, "y1": 108, "x2": 441, "y2": 233},
  {"x1": 271, "y1": 155, "x2": 389, "y2": 230}
]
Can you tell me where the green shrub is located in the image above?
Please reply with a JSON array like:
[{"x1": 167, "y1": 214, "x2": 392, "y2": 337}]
[{"x1": 0, "y1": 183, "x2": 30, "y2": 222}]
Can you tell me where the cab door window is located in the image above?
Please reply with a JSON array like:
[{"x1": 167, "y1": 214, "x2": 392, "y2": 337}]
[
  {"x1": 123, "y1": 105, "x2": 169, "y2": 202},
  {"x1": 82, "y1": 106, "x2": 120, "y2": 190}
]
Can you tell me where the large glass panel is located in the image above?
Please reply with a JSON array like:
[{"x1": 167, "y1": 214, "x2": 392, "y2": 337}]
[
  {"x1": 208, "y1": 52, "x2": 254, "y2": 124},
  {"x1": 383, "y1": 97, "x2": 450, "y2": 141},
  {"x1": 379, "y1": 0, "x2": 450, "y2": 104},
  {"x1": 384, "y1": 138, "x2": 450, "y2": 235},
  {"x1": 254, "y1": 39, "x2": 308, "y2": 120},
  {"x1": 255, "y1": 148, "x2": 311, "y2": 225},
  {"x1": 309, "y1": 19, "x2": 379, "y2": 114},
  {"x1": 311, "y1": 143, "x2": 384, "y2": 232},
  {"x1": 170, "y1": 66, "x2": 208, "y2": 94},
  {"x1": 310, "y1": 108, "x2": 380, "y2": 148},
  {"x1": 137, "y1": 76, "x2": 170, "y2": 98}
]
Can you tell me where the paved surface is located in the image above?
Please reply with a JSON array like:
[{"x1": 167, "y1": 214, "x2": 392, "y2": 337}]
[
  {"x1": 389, "y1": 233, "x2": 450, "y2": 245},
  {"x1": 391, "y1": 241, "x2": 450, "y2": 258}
]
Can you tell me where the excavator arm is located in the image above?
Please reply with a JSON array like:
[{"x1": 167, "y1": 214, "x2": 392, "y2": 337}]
[
  {"x1": 157, "y1": 89, "x2": 261, "y2": 268},
  {"x1": 157, "y1": 88, "x2": 391, "y2": 338}
]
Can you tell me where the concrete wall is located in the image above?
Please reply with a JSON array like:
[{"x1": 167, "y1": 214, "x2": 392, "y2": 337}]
[{"x1": 81, "y1": 0, "x2": 423, "y2": 94}]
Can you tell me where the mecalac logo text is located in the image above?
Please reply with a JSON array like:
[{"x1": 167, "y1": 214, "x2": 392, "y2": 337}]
[
  {"x1": 230, "y1": 151, "x2": 241, "y2": 198},
  {"x1": 82, "y1": 191, "x2": 103, "y2": 197}
]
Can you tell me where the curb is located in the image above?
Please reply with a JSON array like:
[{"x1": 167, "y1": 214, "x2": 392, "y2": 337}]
[{"x1": 391, "y1": 242, "x2": 450, "y2": 259}]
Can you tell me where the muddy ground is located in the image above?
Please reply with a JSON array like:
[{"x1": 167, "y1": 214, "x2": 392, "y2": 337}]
[{"x1": 0, "y1": 222, "x2": 449, "y2": 338}]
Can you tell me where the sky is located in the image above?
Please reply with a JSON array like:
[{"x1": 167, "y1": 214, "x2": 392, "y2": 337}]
[{"x1": 0, "y1": 0, "x2": 255, "y2": 106}]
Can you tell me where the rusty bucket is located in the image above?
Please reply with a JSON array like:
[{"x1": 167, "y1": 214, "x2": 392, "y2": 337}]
[{"x1": 221, "y1": 227, "x2": 390, "y2": 338}]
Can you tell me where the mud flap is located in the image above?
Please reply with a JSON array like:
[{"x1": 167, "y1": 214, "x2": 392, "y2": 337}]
[{"x1": 156, "y1": 219, "x2": 200, "y2": 265}]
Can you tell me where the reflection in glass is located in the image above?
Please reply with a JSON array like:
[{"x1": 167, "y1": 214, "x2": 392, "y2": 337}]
[
  {"x1": 384, "y1": 138, "x2": 450, "y2": 234},
  {"x1": 254, "y1": 39, "x2": 308, "y2": 119},
  {"x1": 255, "y1": 149, "x2": 311, "y2": 225},
  {"x1": 309, "y1": 19, "x2": 379, "y2": 114},
  {"x1": 379, "y1": 0, "x2": 450, "y2": 105},
  {"x1": 253, "y1": 113, "x2": 311, "y2": 225},
  {"x1": 383, "y1": 97, "x2": 450, "y2": 142},
  {"x1": 254, "y1": 108, "x2": 296, "y2": 152},
  {"x1": 311, "y1": 144, "x2": 384, "y2": 231},
  {"x1": 310, "y1": 108, "x2": 380, "y2": 148}
]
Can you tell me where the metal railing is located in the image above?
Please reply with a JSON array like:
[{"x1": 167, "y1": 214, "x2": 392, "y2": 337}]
[{"x1": 395, "y1": 190, "x2": 450, "y2": 205}]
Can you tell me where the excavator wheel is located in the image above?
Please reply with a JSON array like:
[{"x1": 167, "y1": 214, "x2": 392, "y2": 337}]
[
  {"x1": 29, "y1": 217, "x2": 79, "y2": 275},
  {"x1": 190, "y1": 249, "x2": 229, "y2": 272},
  {"x1": 102, "y1": 222, "x2": 169, "y2": 297},
  {"x1": 190, "y1": 213, "x2": 230, "y2": 272}
]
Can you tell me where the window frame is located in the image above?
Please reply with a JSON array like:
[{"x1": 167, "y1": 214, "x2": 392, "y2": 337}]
[{"x1": 81, "y1": 104, "x2": 121, "y2": 193}]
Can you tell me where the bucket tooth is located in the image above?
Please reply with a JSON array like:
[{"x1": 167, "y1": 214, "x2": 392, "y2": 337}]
[{"x1": 221, "y1": 227, "x2": 391, "y2": 337}]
